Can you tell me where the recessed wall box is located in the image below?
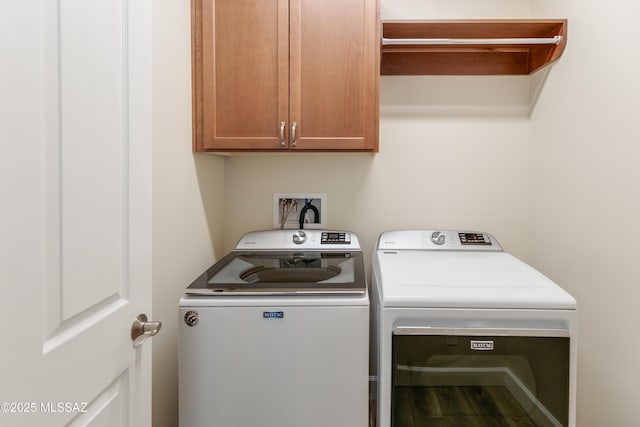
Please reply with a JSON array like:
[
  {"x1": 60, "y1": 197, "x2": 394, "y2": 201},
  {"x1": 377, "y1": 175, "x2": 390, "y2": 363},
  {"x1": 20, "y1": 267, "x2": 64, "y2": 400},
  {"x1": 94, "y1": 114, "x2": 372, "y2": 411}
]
[{"x1": 273, "y1": 193, "x2": 327, "y2": 230}]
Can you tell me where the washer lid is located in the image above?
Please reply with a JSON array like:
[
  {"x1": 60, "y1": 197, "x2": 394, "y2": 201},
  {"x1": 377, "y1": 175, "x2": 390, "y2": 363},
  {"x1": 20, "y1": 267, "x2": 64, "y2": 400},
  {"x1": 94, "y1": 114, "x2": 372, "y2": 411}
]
[
  {"x1": 186, "y1": 250, "x2": 366, "y2": 296},
  {"x1": 375, "y1": 250, "x2": 576, "y2": 310}
]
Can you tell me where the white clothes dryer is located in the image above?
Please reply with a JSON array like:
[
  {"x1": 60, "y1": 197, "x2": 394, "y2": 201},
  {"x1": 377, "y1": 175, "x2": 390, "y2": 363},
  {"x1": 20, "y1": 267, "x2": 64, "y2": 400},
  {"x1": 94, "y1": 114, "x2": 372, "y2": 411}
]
[
  {"x1": 370, "y1": 230, "x2": 577, "y2": 427},
  {"x1": 179, "y1": 230, "x2": 369, "y2": 427}
]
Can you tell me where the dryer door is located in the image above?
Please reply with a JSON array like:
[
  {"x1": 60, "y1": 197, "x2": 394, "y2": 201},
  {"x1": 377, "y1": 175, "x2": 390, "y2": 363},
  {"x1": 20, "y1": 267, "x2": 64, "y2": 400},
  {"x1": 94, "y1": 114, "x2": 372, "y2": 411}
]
[{"x1": 392, "y1": 328, "x2": 570, "y2": 427}]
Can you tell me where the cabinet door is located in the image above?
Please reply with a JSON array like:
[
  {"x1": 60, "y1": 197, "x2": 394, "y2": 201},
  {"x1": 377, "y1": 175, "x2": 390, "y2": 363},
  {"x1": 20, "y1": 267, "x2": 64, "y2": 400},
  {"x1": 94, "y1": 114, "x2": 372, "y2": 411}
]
[
  {"x1": 290, "y1": 0, "x2": 379, "y2": 151},
  {"x1": 194, "y1": 0, "x2": 289, "y2": 150}
]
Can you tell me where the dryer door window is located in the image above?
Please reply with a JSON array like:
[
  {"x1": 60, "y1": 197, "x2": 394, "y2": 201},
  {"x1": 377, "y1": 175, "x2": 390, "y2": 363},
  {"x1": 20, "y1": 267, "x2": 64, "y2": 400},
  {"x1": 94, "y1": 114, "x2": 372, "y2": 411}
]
[{"x1": 392, "y1": 332, "x2": 570, "y2": 426}]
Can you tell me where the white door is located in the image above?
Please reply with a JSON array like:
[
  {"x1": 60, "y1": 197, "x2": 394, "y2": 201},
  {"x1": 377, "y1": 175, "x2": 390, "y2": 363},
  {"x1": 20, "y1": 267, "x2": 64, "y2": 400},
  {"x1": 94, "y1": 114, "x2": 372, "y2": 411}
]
[{"x1": 0, "y1": 0, "x2": 153, "y2": 425}]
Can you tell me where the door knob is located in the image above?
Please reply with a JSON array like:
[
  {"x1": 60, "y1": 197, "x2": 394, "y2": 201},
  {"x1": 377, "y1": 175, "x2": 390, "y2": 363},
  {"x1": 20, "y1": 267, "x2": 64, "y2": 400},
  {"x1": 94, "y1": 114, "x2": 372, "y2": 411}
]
[{"x1": 131, "y1": 314, "x2": 162, "y2": 348}]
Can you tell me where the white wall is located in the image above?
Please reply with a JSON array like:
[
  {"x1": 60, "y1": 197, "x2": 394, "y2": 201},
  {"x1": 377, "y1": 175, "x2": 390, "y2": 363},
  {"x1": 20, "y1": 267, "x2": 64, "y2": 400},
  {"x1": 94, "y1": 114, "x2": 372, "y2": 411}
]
[
  {"x1": 530, "y1": 1, "x2": 640, "y2": 426},
  {"x1": 152, "y1": 0, "x2": 225, "y2": 425}
]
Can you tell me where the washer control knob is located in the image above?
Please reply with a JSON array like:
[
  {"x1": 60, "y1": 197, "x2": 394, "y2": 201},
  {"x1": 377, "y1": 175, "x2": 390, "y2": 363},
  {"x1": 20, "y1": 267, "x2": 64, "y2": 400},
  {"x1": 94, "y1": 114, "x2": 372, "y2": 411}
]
[
  {"x1": 431, "y1": 231, "x2": 445, "y2": 245},
  {"x1": 293, "y1": 230, "x2": 307, "y2": 245}
]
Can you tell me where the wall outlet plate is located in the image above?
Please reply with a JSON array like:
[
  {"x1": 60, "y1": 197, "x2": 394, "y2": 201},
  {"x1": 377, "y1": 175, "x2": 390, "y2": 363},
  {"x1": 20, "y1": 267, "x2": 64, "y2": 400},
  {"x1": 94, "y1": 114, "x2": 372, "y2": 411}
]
[{"x1": 273, "y1": 193, "x2": 327, "y2": 230}]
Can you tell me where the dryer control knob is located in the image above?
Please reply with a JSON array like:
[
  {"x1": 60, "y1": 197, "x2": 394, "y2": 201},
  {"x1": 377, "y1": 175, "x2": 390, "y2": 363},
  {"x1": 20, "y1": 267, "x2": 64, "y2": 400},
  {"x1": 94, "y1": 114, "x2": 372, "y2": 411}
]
[
  {"x1": 293, "y1": 230, "x2": 307, "y2": 245},
  {"x1": 431, "y1": 231, "x2": 445, "y2": 245}
]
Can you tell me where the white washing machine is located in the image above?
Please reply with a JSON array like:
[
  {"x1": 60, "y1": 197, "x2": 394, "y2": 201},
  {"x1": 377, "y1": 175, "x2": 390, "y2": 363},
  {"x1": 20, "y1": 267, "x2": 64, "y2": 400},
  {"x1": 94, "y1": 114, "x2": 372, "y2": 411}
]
[
  {"x1": 371, "y1": 230, "x2": 577, "y2": 427},
  {"x1": 179, "y1": 230, "x2": 369, "y2": 427}
]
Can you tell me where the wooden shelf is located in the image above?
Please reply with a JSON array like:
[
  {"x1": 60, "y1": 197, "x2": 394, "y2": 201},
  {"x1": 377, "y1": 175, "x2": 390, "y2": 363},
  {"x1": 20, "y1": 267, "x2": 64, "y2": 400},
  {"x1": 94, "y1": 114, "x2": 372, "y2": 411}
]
[{"x1": 381, "y1": 20, "x2": 567, "y2": 76}]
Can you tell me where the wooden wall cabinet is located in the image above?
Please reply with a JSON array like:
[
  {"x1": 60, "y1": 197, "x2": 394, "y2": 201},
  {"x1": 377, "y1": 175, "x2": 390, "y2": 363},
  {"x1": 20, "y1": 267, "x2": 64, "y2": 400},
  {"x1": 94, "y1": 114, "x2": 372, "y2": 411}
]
[{"x1": 192, "y1": 0, "x2": 380, "y2": 152}]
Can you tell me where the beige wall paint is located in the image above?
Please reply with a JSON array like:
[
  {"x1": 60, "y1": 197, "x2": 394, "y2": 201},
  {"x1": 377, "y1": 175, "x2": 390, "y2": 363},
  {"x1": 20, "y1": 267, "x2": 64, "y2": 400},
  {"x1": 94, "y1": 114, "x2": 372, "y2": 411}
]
[
  {"x1": 152, "y1": 0, "x2": 225, "y2": 425},
  {"x1": 380, "y1": 0, "x2": 531, "y2": 19},
  {"x1": 530, "y1": 2, "x2": 640, "y2": 426}
]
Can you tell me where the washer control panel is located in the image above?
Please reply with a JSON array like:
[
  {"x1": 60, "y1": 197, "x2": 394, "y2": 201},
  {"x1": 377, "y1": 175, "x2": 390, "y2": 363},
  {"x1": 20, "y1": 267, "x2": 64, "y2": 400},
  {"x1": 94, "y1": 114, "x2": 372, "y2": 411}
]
[
  {"x1": 321, "y1": 231, "x2": 351, "y2": 244},
  {"x1": 236, "y1": 230, "x2": 360, "y2": 250}
]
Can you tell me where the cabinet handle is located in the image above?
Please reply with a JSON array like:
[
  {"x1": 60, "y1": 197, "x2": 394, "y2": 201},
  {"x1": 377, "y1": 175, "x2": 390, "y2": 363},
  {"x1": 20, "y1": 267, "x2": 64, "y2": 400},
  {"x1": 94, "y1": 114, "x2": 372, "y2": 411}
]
[
  {"x1": 279, "y1": 121, "x2": 286, "y2": 147},
  {"x1": 291, "y1": 122, "x2": 297, "y2": 147}
]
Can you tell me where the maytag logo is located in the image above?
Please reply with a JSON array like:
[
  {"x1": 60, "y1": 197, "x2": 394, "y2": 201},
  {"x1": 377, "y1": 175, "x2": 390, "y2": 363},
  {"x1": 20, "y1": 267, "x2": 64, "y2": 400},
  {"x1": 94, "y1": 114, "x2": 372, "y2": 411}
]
[
  {"x1": 184, "y1": 310, "x2": 199, "y2": 327},
  {"x1": 470, "y1": 340, "x2": 494, "y2": 351},
  {"x1": 263, "y1": 311, "x2": 284, "y2": 319}
]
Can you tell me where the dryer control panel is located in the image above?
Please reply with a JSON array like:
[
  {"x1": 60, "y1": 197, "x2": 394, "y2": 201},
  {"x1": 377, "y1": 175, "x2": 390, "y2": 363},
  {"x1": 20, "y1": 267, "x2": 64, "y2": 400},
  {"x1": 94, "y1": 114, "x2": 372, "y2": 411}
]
[
  {"x1": 458, "y1": 232, "x2": 492, "y2": 245},
  {"x1": 377, "y1": 230, "x2": 502, "y2": 251}
]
